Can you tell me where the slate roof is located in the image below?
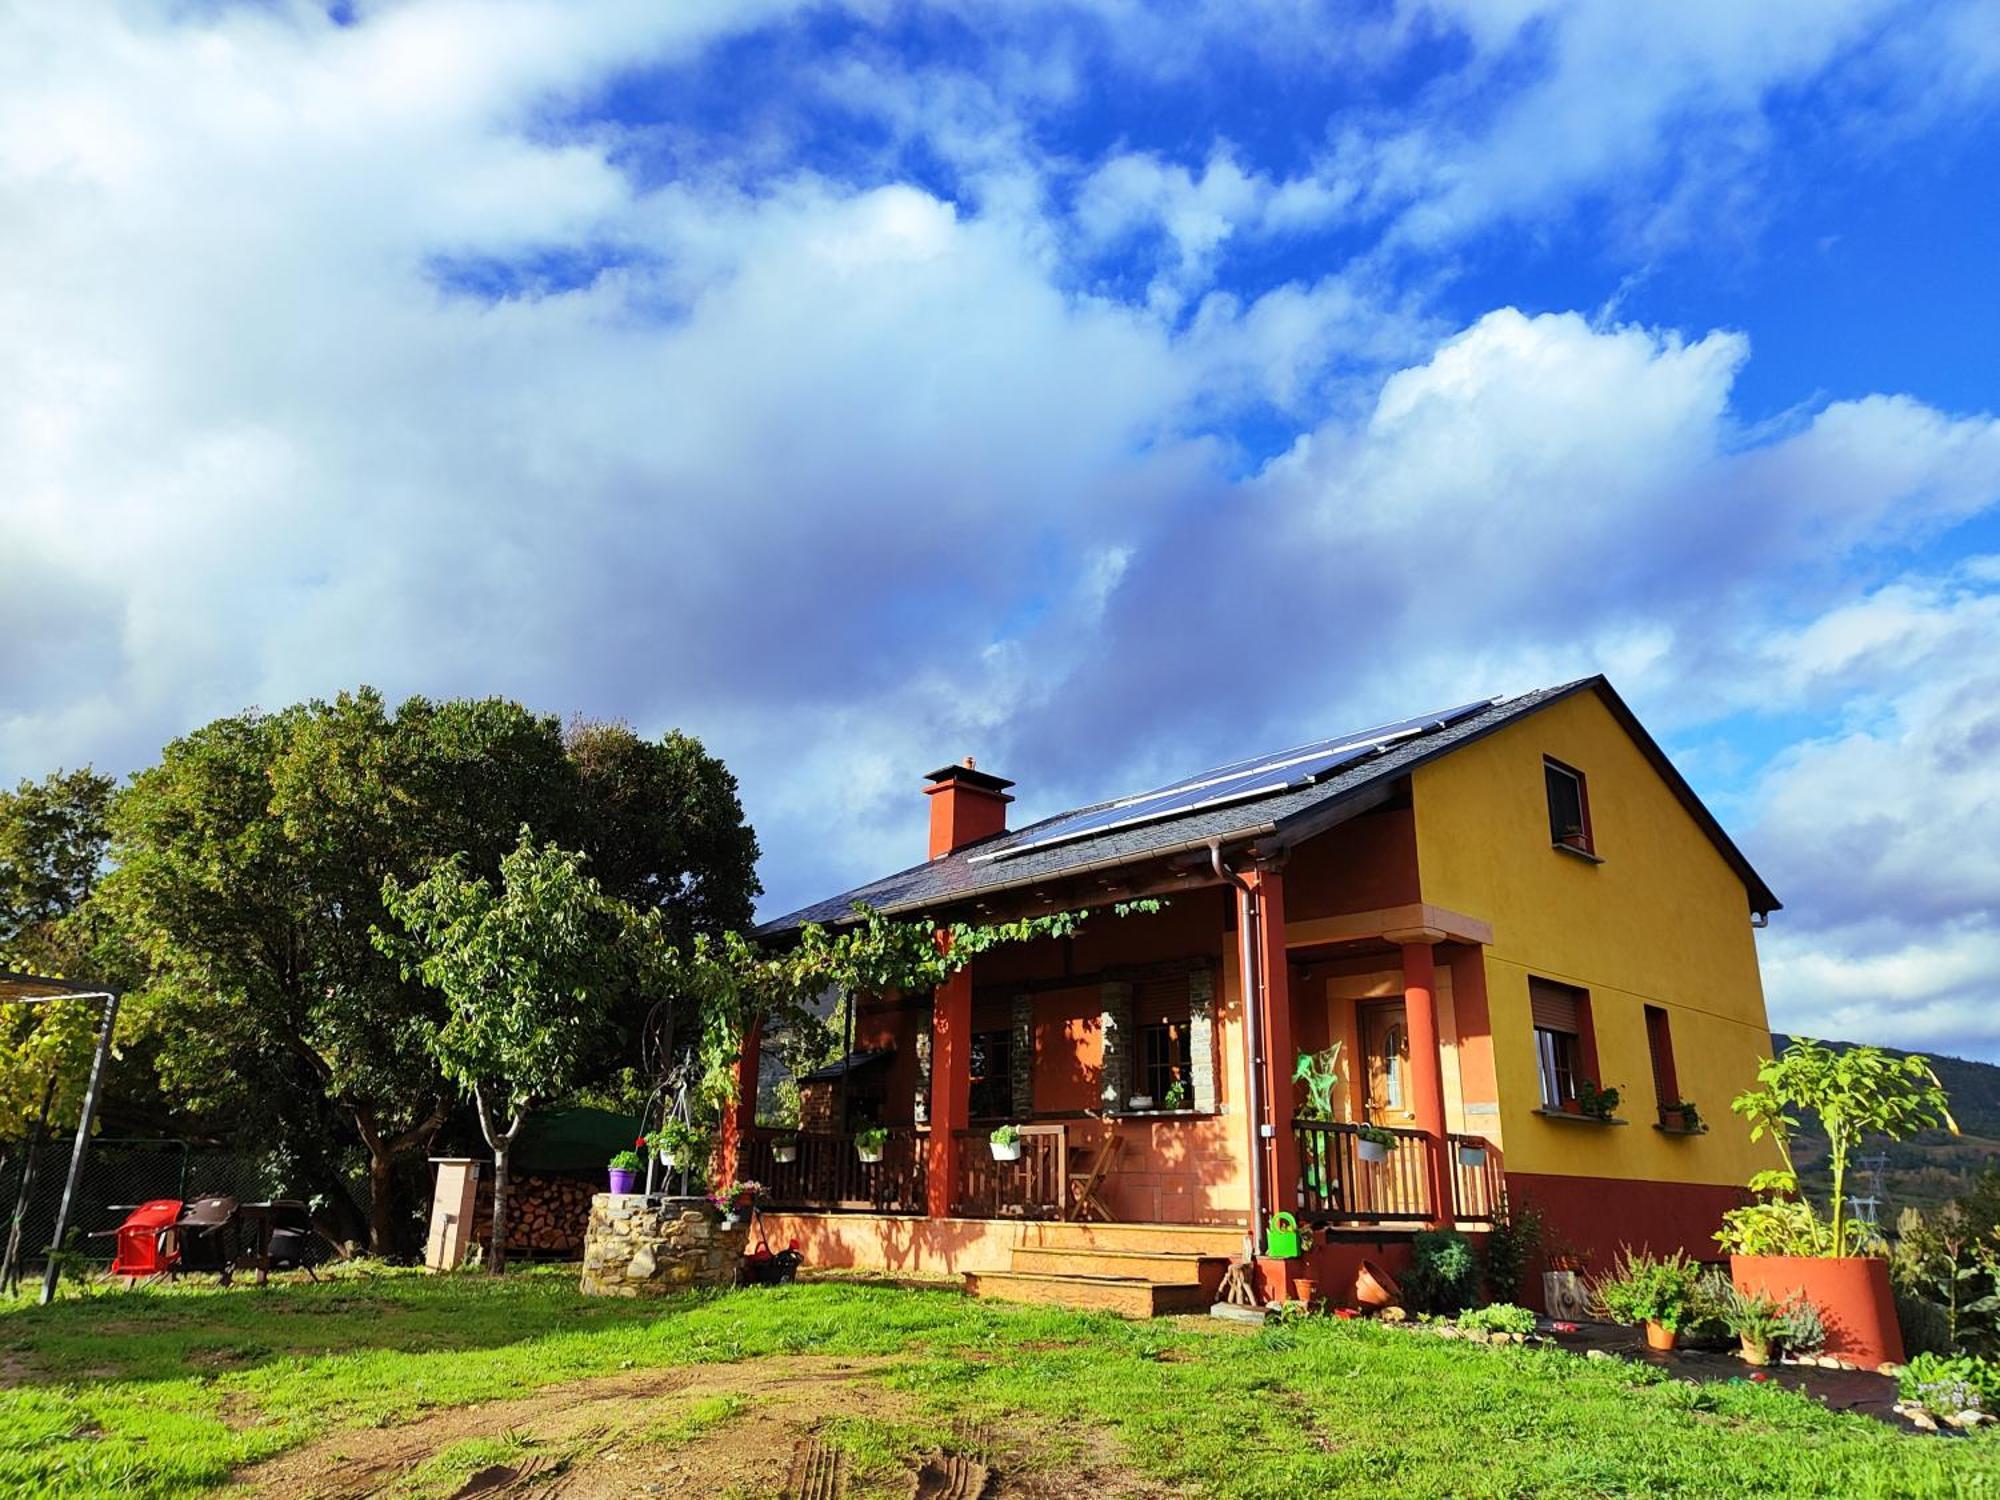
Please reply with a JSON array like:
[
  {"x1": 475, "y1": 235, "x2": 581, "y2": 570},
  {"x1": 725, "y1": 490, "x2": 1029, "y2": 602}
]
[{"x1": 755, "y1": 676, "x2": 1779, "y2": 935}]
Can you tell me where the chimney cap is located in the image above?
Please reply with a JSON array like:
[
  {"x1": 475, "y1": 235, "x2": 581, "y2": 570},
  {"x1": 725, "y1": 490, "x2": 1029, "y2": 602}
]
[{"x1": 923, "y1": 760, "x2": 1015, "y2": 793}]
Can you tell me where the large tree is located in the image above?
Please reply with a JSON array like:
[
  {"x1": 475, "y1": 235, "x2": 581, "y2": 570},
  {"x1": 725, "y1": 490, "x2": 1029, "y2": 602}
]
[
  {"x1": 379, "y1": 833, "x2": 627, "y2": 1272},
  {"x1": 89, "y1": 690, "x2": 758, "y2": 1254},
  {"x1": 0, "y1": 767, "x2": 115, "y2": 974}
]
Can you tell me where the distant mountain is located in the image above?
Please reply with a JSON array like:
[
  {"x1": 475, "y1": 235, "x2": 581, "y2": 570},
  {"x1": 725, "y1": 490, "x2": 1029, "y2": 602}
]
[{"x1": 1770, "y1": 1034, "x2": 2000, "y2": 1218}]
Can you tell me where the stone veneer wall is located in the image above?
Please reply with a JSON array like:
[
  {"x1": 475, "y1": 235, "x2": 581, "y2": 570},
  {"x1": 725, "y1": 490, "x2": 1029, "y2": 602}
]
[{"x1": 578, "y1": 1194, "x2": 749, "y2": 1297}]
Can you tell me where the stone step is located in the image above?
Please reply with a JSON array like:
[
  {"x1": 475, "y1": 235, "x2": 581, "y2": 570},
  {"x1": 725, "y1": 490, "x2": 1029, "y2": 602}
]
[
  {"x1": 962, "y1": 1269, "x2": 1210, "y2": 1318},
  {"x1": 1009, "y1": 1245, "x2": 1228, "y2": 1294}
]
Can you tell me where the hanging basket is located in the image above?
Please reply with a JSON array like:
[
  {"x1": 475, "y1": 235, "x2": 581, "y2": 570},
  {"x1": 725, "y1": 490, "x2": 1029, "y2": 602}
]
[
  {"x1": 990, "y1": 1139, "x2": 1023, "y2": 1162},
  {"x1": 1457, "y1": 1143, "x2": 1488, "y2": 1168},
  {"x1": 773, "y1": 1142, "x2": 798, "y2": 1164},
  {"x1": 1356, "y1": 1138, "x2": 1391, "y2": 1165}
]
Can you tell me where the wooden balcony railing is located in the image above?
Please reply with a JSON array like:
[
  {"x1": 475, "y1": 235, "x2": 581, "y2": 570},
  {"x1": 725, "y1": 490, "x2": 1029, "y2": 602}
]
[
  {"x1": 952, "y1": 1124, "x2": 1067, "y2": 1219},
  {"x1": 1292, "y1": 1120, "x2": 1436, "y2": 1223},
  {"x1": 740, "y1": 1129, "x2": 927, "y2": 1214},
  {"x1": 1447, "y1": 1133, "x2": 1506, "y2": 1223},
  {"x1": 1291, "y1": 1121, "x2": 1504, "y2": 1226}
]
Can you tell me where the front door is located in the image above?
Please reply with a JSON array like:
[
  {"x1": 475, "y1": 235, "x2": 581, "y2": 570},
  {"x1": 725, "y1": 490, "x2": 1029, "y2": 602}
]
[{"x1": 1359, "y1": 1001, "x2": 1412, "y2": 1125}]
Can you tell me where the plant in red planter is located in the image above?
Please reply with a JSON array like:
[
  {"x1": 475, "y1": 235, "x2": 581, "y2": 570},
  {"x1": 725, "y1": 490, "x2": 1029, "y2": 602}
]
[{"x1": 1718, "y1": 1039, "x2": 1957, "y2": 1370}]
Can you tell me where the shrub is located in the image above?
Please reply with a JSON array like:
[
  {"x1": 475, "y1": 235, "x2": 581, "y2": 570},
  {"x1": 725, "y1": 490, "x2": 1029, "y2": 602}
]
[
  {"x1": 1482, "y1": 1200, "x2": 1543, "y2": 1304},
  {"x1": 1890, "y1": 1203, "x2": 2000, "y2": 1357},
  {"x1": 1776, "y1": 1294, "x2": 1826, "y2": 1355},
  {"x1": 1899, "y1": 1352, "x2": 2000, "y2": 1417},
  {"x1": 1405, "y1": 1229, "x2": 1480, "y2": 1315},
  {"x1": 1457, "y1": 1303, "x2": 1537, "y2": 1336},
  {"x1": 1592, "y1": 1248, "x2": 1706, "y2": 1332}
]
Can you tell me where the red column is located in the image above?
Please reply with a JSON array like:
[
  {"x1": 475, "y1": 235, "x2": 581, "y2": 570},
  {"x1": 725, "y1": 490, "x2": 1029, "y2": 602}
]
[
  {"x1": 1400, "y1": 941, "x2": 1453, "y2": 1226},
  {"x1": 1239, "y1": 868, "x2": 1299, "y2": 1227},
  {"x1": 926, "y1": 967, "x2": 971, "y2": 1218},
  {"x1": 717, "y1": 1017, "x2": 762, "y2": 1186}
]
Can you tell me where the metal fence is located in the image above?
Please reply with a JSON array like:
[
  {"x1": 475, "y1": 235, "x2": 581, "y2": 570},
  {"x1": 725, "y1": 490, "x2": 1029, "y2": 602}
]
[{"x1": 1, "y1": 1138, "x2": 293, "y2": 1275}]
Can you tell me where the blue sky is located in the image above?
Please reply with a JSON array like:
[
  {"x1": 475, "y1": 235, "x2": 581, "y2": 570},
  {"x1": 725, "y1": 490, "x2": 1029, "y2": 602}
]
[{"x1": 4, "y1": 0, "x2": 2000, "y2": 1056}]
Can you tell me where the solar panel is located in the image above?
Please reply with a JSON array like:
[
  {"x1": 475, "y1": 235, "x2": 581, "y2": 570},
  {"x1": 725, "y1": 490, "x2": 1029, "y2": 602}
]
[{"x1": 979, "y1": 698, "x2": 1497, "y2": 862}]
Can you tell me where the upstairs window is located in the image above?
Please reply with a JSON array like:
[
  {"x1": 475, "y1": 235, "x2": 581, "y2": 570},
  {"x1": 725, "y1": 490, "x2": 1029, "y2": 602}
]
[
  {"x1": 1545, "y1": 756, "x2": 1595, "y2": 855},
  {"x1": 968, "y1": 1028, "x2": 1014, "y2": 1120},
  {"x1": 1530, "y1": 978, "x2": 1590, "y2": 1109}
]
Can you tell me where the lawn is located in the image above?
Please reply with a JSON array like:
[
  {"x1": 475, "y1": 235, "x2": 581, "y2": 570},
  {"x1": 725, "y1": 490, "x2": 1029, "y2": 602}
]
[{"x1": 1, "y1": 1267, "x2": 1996, "y2": 1498}]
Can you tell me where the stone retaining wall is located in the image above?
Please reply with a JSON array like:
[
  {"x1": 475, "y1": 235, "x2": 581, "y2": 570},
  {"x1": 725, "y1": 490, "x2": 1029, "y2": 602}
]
[{"x1": 578, "y1": 1194, "x2": 748, "y2": 1297}]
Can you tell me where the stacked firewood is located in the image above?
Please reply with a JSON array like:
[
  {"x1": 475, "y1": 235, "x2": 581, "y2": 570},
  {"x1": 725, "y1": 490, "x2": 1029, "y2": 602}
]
[{"x1": 470, "y1": 1173, "x2": 596, "y2": 1256}]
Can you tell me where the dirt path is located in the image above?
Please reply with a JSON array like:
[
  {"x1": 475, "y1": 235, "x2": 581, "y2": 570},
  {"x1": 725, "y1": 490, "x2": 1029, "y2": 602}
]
[{"x1": 233, "y1": 1354, "x2": 1178, "y2": 1499}]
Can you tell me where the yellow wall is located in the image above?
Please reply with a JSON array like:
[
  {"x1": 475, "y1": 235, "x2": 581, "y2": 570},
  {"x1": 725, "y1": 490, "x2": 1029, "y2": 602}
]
[{"x1": 1411, "y1": 688, "x2": 1775, "y2": 1188}]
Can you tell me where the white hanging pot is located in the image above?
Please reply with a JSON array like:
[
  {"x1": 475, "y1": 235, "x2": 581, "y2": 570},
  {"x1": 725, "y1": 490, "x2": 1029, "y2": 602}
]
[
  {"x1": 990, "y1": 1140, "x2": 1022, "y2": 1162},
  {"x1": 1457, "y1": 1144, "x2": 1488, "y2": 1168},
  {"x1": 856, "y1": 1142, "x2": 885, "y2": 1163},
  {"x1": 773, "y1": 1142, "x2": 798, "y2": 1164},
  {"x1": 1357, "y1": 1139, "x2": 1391, "y2": 1165}
]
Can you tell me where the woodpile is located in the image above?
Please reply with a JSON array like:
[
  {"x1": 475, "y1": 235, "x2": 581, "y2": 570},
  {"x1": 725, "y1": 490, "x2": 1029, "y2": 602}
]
[{"x1": 471, "y1": 1173, "x2": 597, "y2": 1257}]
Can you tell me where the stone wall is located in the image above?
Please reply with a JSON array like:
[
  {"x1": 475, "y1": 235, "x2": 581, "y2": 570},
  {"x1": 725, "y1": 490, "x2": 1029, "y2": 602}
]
[{"x1": 578, "y1": 1194, "x2": 749, "y2": 1297}]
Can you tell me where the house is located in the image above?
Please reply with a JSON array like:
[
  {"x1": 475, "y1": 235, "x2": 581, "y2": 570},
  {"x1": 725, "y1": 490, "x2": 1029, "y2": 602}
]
[{"x1": 731, "y1": 677, "x2": 1779, "y2": 1312}]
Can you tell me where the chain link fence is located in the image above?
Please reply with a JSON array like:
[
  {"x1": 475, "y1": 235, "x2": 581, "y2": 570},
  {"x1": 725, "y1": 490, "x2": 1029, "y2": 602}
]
[{"x1": 1, "y1": 1138, "x2": 296, "y2": 1277}]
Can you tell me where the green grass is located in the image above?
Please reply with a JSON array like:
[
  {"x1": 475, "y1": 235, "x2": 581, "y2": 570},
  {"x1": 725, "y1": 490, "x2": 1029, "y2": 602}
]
[{"x1": 2, "y1": 1267, "x2": 1996, "y2": 1498}]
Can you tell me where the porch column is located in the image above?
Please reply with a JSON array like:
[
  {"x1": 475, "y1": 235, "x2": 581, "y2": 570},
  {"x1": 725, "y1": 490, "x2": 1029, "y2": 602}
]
[
  {"x1": 1241, "y1": 867, "x2": 1299, "y2": 1221},
  {"x1": 926, "y1": 967, "x2": 972, "y2": 1217},
  {"x1": 717, "y1": 1016, "x2": 762, "y2": 1187},
  {"x1": 1397, "y1": 939, "x2": 1453, "y2": 1226}
]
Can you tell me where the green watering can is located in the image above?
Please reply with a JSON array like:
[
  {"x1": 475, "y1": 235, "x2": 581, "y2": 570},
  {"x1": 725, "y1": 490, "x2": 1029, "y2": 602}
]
[{"x1": 1265, "y1": 1211, "x2": 1301, "y2": 1259}]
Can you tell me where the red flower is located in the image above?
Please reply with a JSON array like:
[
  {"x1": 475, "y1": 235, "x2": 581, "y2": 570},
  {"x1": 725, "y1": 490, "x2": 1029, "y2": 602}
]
[{"x1": 635, "y1": 1136, "x2": 647, "y2": 1148}]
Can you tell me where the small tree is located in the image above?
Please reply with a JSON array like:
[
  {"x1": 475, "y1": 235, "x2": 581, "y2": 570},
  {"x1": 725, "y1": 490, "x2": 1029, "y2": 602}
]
[
  {"x1": 379, "y1": 833, "x2": 626, "y2": 1273},
  {"x1": 1731, "y1": 1038, "x2": 1956, "y2": 1256}
]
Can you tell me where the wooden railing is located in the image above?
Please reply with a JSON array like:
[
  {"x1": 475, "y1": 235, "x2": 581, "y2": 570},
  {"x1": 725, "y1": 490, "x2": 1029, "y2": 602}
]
[
  {"x1": 1447, "y1": 1133, "x2": 1506, "y2": 1223},
  {"x1": 741, "y1": 1129, "x2": 927, "y2": 1214},
  {"x1": 1292, "y1": 1120, "x2": 1436, "y2": 1223},
  {"x1": 953, "y1": 1124, "x2": 1067, "y2": 1219}
]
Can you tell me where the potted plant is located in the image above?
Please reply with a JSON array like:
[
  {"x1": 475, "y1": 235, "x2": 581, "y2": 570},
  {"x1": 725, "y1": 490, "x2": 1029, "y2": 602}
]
[
  {"x1": 1163, "y1": 1079, "x2": 1190, "y2": 1112},
  {"x1": 1659, "y1": 1098, "x2": 1703, "y2": 1133},
  {"x1": 1574, "y1": 1078, "x2": 1621, "y2": 1121},
  {"x1": 654, "y1": 1118, "x2": 708, "y2": 1174},
  {"x1": 1721, "y1": 1287, "x2": 1788, "y2": 1366},
  {"x1": 607, "y1": 1147, "x2": 643, "y2": 1195},
  {"x1": 1592, "y1": 1246, "x2": 1704, "y2": 1351},
  {"x1": 989, "y1": 1123, "x2": 1023, "y2": 1162},
  {"x1": 772, "y1": 1132, "x2": 798, "y2": 1165},
  {"x1": 1717, "y1": 1039, "x2": 1955, "y2": 1370},
  {"x1": 854, "y1": 1125, "x2": 889, "y2": 1164},
  {"x1": 711, "y1": 1179, "x2": 761, "y2": 1229},
  {"x1": 1128, "y1": 1092, "x2": 1155, "y2": 1111},
  {"x1": 1356, "y1": 1123, "x2": 1396, "y2": 1164}
]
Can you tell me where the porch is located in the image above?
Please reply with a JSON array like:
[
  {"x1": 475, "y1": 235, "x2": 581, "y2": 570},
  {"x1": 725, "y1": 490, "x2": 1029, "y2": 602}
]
[{"x1": 739, "y1": 1117, "x2": 1504, "y2": 1229}]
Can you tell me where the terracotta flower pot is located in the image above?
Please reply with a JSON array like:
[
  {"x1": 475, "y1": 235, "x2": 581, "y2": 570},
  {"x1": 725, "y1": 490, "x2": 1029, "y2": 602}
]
[
  {"x1": 1293, "y1": 1277, "x2": 1318, "y2": 1308},
  {"x1": 1643, "y1": 1320, "x2": 1677, "y2": 1352},
  {"x1": 1730, "y1": 1254, "x2": 1905, "y2": 1370},
  {"x1": 1355, "y1": 1259, "x2": 1401, "y2": 1309}
]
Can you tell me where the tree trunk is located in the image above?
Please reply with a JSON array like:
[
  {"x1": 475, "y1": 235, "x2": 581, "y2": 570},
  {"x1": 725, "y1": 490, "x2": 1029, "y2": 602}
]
[
  {"x1": 353, "y1": 1098, "x2": 449, "y2": 1260},
  {"x1": 472, "y1": 1084, "x2": 525, "y2": 1276}
]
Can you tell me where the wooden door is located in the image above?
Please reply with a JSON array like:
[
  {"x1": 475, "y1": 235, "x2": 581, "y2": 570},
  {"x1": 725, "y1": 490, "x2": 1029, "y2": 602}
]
[{"x1": 1359, "y1": 1001, "x2": 1412, "y2": 1125}]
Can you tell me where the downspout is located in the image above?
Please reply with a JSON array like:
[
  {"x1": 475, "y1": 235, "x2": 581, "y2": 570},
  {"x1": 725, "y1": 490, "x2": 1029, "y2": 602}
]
[{"x1": 1210, "y1": 840, "x2": 1268, "y2": 1265}]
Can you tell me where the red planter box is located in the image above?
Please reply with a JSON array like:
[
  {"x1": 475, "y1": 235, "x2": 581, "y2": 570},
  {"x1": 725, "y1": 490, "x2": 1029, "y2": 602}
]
[{"x1": 1730, "y1": 1254, "x2": 1904, "y2": 1369}]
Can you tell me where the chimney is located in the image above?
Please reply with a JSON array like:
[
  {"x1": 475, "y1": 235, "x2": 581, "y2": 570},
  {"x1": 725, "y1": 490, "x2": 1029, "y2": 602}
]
[{"x1": 924, "y1": 756, "x2": 1014, "y2": 858}]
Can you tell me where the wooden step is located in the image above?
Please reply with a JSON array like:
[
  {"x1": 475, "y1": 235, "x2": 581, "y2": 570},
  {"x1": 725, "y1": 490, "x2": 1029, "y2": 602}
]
[
  {"x1": 1009, "y1": 1245, "x2": 1227, "y2": 1294},
  {"x1": 1006, "y1": 1221, "x2": 1245, "y2": 1256},
  {"x1": 962, "y1": 1269, "x2": 1210, "y2": 1317}
]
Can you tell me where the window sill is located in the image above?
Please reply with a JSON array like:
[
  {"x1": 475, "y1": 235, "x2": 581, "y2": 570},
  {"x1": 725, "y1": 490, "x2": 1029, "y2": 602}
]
[
  {"x1": 1110, "y1": 1108, "x2": 1212, "y2": 1121},
  {"x1": 1653, "y1": 1122, "x2": 1709, "y2": 1137},
  {"x1": 1551, "y1": 841, "x2": 1604, "y2": 865},
  {"x1": 1534, "y1": 1107, "x2": 1627, "y2": 1126}
]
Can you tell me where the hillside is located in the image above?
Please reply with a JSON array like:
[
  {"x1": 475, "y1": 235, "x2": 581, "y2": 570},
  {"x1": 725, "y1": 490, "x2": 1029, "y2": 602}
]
[{"x1": 1771, "y1": 1033, "x2": 2000, "y2": 1219}]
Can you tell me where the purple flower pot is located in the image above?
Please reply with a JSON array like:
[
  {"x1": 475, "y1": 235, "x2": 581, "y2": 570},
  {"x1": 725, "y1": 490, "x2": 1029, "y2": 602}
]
[{"x1": 608, "y1": 1167, "x2": 638, "y2": 1195}]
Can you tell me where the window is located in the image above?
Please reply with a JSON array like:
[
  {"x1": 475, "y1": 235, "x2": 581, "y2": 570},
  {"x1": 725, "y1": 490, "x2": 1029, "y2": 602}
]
[
  {"x1": 968, "y1": 1028, "x2": 1014, "y2": 1120},
  {"x1": 1544, "y1": 756, "x2": 1594, "y2": 854},
  {"x1": 1645, "y1": 1005, "x2": 1680, "y2": 1112},
  {"x1": 1530, "y1": 978, "x2": 1589, "y2": 1109},
  {"x1": 1141, "y1": 1019, "x2": 1194, "y2": 1105}
]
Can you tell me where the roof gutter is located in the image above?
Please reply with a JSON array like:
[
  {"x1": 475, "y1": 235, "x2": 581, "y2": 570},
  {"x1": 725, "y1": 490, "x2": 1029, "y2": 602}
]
[{"x1": 1209, "y1": 838, "x2": 1269, "y2": 1275}]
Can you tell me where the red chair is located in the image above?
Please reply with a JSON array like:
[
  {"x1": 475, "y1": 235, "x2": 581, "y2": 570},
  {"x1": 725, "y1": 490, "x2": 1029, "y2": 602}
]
[{"x1": 103, "y1": 1200, "x2": 184, "y2": 1284}]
